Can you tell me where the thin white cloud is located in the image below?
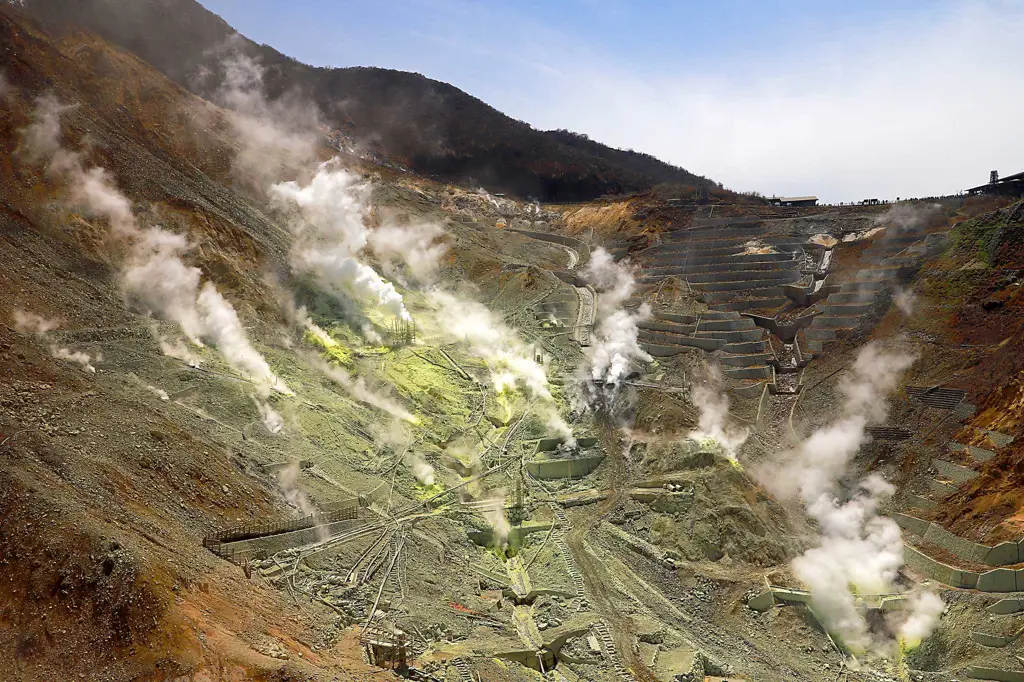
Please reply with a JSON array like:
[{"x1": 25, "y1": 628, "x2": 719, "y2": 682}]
[{"x1": 518, "y1": 1, "x2": 1024, "y2": 202}]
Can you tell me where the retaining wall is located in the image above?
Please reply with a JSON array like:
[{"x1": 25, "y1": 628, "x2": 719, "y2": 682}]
[
  {"x1": 527, "y1": 453, "x2": 606, "y2": 479},
  {"x1": 895, "y1": 513, "x2": 1021, "y2": 566},
  {"x1": 508, "y1": 229, "x2": 591, "y2": 265},
  {"x1": 933, "y1": 458, "x2": 980, "y2": 484},
  {"x1": 967, "y1": 667, "x2": 1024, "y2": 682}
]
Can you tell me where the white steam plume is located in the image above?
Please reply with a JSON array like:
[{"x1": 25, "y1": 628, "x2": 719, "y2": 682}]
[
  {"x1": 253, "y1": 396, "x2": 284, "y2": 434},
  {"x1": 158, "y1": 334, "x2": 201, "y2": 368},
  {"x1": 290, "y1": 304, "x2": 336, "y2": 348},
  {"x1": 272, "y1": 161, "x2": 411, "y2": 321},
  {"x1": 367, "y1": 219, "x2": 448, "y2": 284},
  {"x1": 893, "y1": 287, "x2": 916, "y2": 316},
  {"x1": 12, "y1": 310, "x2": 60, "y2": 336},
  {"x1": 306, "y1": 352, "x2": 417, "y2": 424},
  {"x1": 146, "y1": 385, "x2": 170, "y2": 401},
  {"x1": 758, "y1": 343, "x2": 941, "y2": 654},
  {"x1": 873, "y1": 202, "x2": 942, "y2": 233},
  {"x1": 22, "y1": 95, "x2": 288, "y2": 396},
  {"x1": 482, "y1": 488, "x2": 511, "y2": 550},
  {"x1": 429, "y1": 290, "x2": 573, "y2": 441},
  {"x1": 211, "y1": 49, "x2": 320, "y2": 185},
  {"x1": 405, "y1": 451, "x2": 436, "y2": 486},
  {"x1": 687, "y1": 363, "x2": 749, "y2": 463},
  {"x1": 276, "y1": 460, "x2": 322, "y2": 537},
  {"x1": 50, "y1": 345, "x2": 98, "y2": 373},
  {"x1": 582, "y1": 248, "x2": 652, "y2": 387},
  {"x1": 21, "y1": 94, "x2": 137, "y2": 236},
  {"x1": 197, "y1": 283, "x2": 290, "y2": 395}
]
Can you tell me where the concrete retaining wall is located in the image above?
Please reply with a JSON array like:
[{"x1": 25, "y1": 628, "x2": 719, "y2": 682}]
[
  {"x1": 508, "y1": 229, "x2": 591, "y2": 266},
  {"x1": 743, "y1": 312, "x2": 818, "y2": 342},
  {"x1": 903, "y1": 544, "x2": 979, "y2": 588},
  {"x1": 694, "y1": 329, "x2": 764, "y2": 343},
  {"x1": 720, "y1": 353, "x2": 773, "y2": 368},
  {"x1": 527, "y1": 453, "x2": 606, "y2": 480},
  {"x1": 705, "y1": 288, "x2": 787, "y2": 304},
  {"x1": 722, "y1": 365, "x2": 771, "y2": 380},
  {"x1": 638, "y1": 333, "x2": 723, "y2": 352},
  {"x1": 711, "y1": 297, "x2": 790, "y2": 312},
  {"x1": 967, "y1": 667, "x2": 1024, "y2": 682},
  {"x1": 933, "y1": 458, "x2": 980, "y2": 484},
  {"x1": 217, "y1": 518, "x2": 369, "y2": 558}
]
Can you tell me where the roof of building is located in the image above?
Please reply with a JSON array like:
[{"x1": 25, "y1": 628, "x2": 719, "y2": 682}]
[
  {"x1": 776, "y1": 196, "x2": 818, "y2": 203},
  {"x1": 967, "y1": 170, "x2": 1024, "y2": 192}
]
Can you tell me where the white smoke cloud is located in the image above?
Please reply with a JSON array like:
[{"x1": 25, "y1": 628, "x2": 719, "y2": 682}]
[
  {"x1": 272, "y1": 161, "x2": 411, "y2": 321},
  {"x1": 897, "y1": 592, "x2": 945, "y2": 649},
  {"x1": 197, "y1": 283, "x2": 290, "y2": 396},
  {"x1": 289, "y1": 303, "x2": 336, "y2": 348},
  {"x1": 367, "y1": 219, "x2": 448, "y2": 284},
  {"x1": 22, "y1": 95, "x2": 288, "y2": 397},
  {"x1": 50, "y1": 345, "x2": 98, "y2": 373},
  {"x1": 125, "y1": 230, "x2": 205, "y2": 342},
  {"x1": 893, "y1": 288, "x2": 916, "y2": 316},
  {"x1": 481, "y1": 488, "x2": 511, "y2": 550},
  {"x1": 13, "y1": 310, "x2": 60, "y2": 336},
  {"x1": 873, "y1": 202, "x2": 941, "y2": 233},
  {"x1": 146, "y1": 384, "x2": 170, "y2": 401},
  {"x1": 405, "y1": 451, "x2": 436, "y2": 486},
  {"x1": 276, "y1": 459, "x2": 320, "y2": 523},
  {"x1": 12, "y1": 310, "x2": 98, "y2": 373},
  {"x1": 306, "y1": 352, "x2": 417, "y2": 423},
  {"x1": 211, "y1": 49, "x2": 320, "y2": 185},
  {"x1": 429, "y1": 290, "x2": 572, "y2": 441},
  {"x1": 581, "y1": 248, "x2": 651, "y2": 387},
  {"x1": 21, "y1": 94, "x2": 137, "y2": 236},
  {"x1": 757, "y1": 343, "x2": 940, "y2": 654},
  {"x1": 686, "y1": 363, "x2": 749, "y2": 463},
  {"x1": 253, "y1": 396, "x2": 284, "y2": 434},
  {"x1": 157, "y1": 333, "x2": 201, "y2": 368}
]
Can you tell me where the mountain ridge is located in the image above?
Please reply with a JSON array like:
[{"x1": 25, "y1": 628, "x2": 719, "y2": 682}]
[{"x1": 18, "y1": 0, "x2": 720, "y2": 201}]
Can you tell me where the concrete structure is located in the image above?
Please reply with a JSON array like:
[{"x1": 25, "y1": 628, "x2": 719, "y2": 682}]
[
  {"x1": 773, "y1": 196, "x2": 818, "y2": 207},
  {"x1": 967, "y1": 169, "x2": 1024, "y2": 197}
]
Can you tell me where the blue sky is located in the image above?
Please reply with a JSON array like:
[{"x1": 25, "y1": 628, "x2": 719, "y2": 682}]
[{"x1": 201, "y1": 1, "x2": 1024, "y2": 202}]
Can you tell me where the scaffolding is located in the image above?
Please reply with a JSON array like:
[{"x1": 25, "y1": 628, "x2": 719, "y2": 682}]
[
  {"x1": 361, "y1": 622, "x2": 409, "y2": 672},
  {"x1": 389, "y1": 316, "x2": 417, "y2": 346}
]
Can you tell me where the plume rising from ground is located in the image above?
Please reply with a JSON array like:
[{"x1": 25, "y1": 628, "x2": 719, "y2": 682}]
[
  {"x1": 21, "y1": 94, "x2": 289, "y2": 411},
  {"x1": 306, "y1": 353, "x2": 417, "y2": 424},
  {"x1": 429, "y1": 290, "x2": 572, "y2": 441},
  {"x1": 272, "y1": 162, "x2": 411, "y2": 322},
  {"x1": 757, "y1": 343, "x2": 940, "y2": 654},
  {"x1": 687, "y1": 363, "x2": 749, "y2": 463},
  {"x1": 581, "y1": 248, "x2": 651, "y2": 388}
]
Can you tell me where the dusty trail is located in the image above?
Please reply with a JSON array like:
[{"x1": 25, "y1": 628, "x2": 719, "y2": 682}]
[{"x1": 562, "y1": 422, "x2": 660, "y2": 682}]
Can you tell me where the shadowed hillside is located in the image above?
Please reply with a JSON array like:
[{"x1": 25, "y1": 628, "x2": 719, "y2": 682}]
[{"x1": 21, "y1": 0, "x2": 718, "y2": 202}]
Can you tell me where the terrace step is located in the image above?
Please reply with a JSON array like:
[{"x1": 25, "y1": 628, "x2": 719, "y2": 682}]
[
  {"x1": 722, "y1": 365, "x2": 772, "y2": 380},
  {"x1": 709, "y1": 297, "x2": 790, "y2": 312},
  {"x1": 926, "y1": 478, "x2": 957, "y2": 498},
  {"x1": 723, "y1": 340, "x2": 768, "y2": 354},
  {"x1": 642, "y1": 260, "x2": 798, "y2": 275},
  {"x1": 719, "y1": 353, "x2": 774, "y2": 368},
  {"x1": 694, "y1": 329, "x2": 765, "y2": 343},
  {"x1": 814, "y1": 303, "x2": 873, "y2": 316},
  {"x1": 810, "y1": 315, "x2": 864, "y2": 330},
  {"x1": 827, "y1": 292, "x2": 877, "y2": 304},
  {"x1": 906, "y1": 386, "x2": 966, "y2": 410},
  {"x1": 687, "y1": 277, "x2": 803, "y2": 293},
  {"x1": 934, "y1": 458, "x2": 979, "y2": 484}
]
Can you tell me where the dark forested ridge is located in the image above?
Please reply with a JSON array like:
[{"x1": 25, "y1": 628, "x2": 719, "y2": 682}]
[{"x1": 19, "y1": 0, "x2": 718, "y2": 201}]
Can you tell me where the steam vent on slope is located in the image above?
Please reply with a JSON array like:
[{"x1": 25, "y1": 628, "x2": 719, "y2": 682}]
[{"x1": 3, "y1": 2, "x2": 1024, "y2": 681}]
